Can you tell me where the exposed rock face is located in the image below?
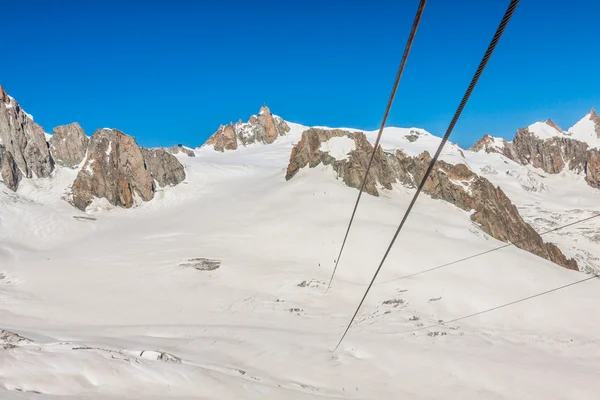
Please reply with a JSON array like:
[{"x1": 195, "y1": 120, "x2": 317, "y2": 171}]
[
  {"x1": 510, "y1": 128, "x2": 589, "y2": 174},
  {"x1": 0, "y1": 86, "x2": 54, "y2": 183},
  {"x1": 204, "y1": 106, "x2": 290, "y2": 152},
  {"x1": 72, "y1": 129, "x2": 155, "y2": 210},
  {"x1": 167, "y1": 145, "x2": 195, "y2": 157},
  {"x1": 72, "y1": 129, "x2": 186, "y2": 210},
  {"x1": 590, "y1": 108, "x2": 600, "y2": 138},
  {"x1": 141, "y1": 148, "x2": 186, "y2": 187},
  {"x1": 287, "y1": 128, "x2": 578, "y2": 271},
  {"x1": 206, "y1": 124, "x2": 238, "y2": 152},
  {"x1": 0, "y1": 145, "x2": 22, "y2": 191},
  {"x1": 49, "y1": 122, "x2": 89, "y2": 168},
  {"x1": 286, "y1": 128, "x2": 396, "y2": 196},
  {"x1": 586, "y1": 149, "x2": 600, "y2": 189},
  {"x1": 472, "y1": 124, "x2": 600, "y2": 189}
]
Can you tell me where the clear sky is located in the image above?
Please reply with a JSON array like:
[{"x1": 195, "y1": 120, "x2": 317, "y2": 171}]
[{"x1": 2, "y1": 0, "x2": 598, "y2": 149}]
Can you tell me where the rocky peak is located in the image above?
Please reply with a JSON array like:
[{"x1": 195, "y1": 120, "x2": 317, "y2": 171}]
[
  {"x1": 286, "y1": 128, "x2": 578, "y2": 271},
  {"x1": 470, "y1": 135, "x2": 503, "y2": 153},
  {"x1": 49, "y1": 122, "x2": 89, "y2": 168},
  {"x1": 544, "y1": 118, "x2": 562, "y2": 132},
  {"x1": 71, "y1": 128, "x2": 185, "y2": 210},
  {"x1": 589, "y1": 108, "x2": 600, "y2": 138},
  {"x1": 500, "y1": 125, "x2": 598, "y2": 188},
  {"x1": 203, "y1": 106, "x2": 290, "y2": 152},
  {"x1": 0, "y1": 86, "x2": 54, "y2": 188}
]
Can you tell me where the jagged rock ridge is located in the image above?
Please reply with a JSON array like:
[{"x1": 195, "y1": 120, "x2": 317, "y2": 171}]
[
  {"x1": 286, "y1": 128, "x2": 578, "y2": 271},
  {"x1": 71, "y1": 129, "x2": 185, "y2": 210},
  {"x1": 470, "y1": 115, "x2": 600, "y2": 189},
  {"x1": 203, "y1": 106, "x2": 290, "y2": 152},
  {"x1": 0, "y1": 85, "x2": 54, "y2": 187}
]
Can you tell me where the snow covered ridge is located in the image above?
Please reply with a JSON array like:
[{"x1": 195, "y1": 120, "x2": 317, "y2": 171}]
[
  {"x1": 201, "y1": 105, "x2": 290, "y2": 152},
  {"x1": 514, "y1": 111, "x2": 600, "y2": 147},
  {"x1": 470, "y1": 116, "x2": 600, "y2": 190},
  {"x1": 285, "y1": 127, "x2": 578, "y2": 271}
]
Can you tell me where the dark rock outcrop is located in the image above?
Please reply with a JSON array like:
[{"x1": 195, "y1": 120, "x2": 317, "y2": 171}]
[
  {"x1": 586, "y1": 149, "x2": 600, "y2": 189},
  {"x1": 72, "y1": 129, "x2": 186, "y2": 210},
  {"x1": 207, "y1": 124, "x2": 238, "y2": 152},
  {"x1": 510, "y1": 128, "x2": 589, "y2": 174},
  {"x1": 0, "y1": 145, "x2": 22, "y2": 191},
  {"x1": 204, "y1": 106, "x2": 290, "y2": 152},
  {"x1": 287, "y1": 128, "x2": 578, "y2": 271},
  {"x1": 72, "y1": 129, "x2": 152, "y2": 210},
  {"x1": 49, "y1": 122, "x2": 89, "y2": 168},
  {"x1": 0, "y1": 86, "x2": 54, "y2": 185},
  {"x1": 141, "y1": 148, "x2": 186, "y2": 187}
]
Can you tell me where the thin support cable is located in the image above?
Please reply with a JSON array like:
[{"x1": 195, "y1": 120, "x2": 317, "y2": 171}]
[
  {"x1": 327, "y1": 0, "x2": 428, "y2": 292},
  {"x1": 333, "y1": 0, "x2": 520, "y2": 351},
  {"x1": 371, "y1": 274, "x2": 599, "y2": 336},
  {"x1": 376, "y1": 213, "x2": 600, "y2": 285}
]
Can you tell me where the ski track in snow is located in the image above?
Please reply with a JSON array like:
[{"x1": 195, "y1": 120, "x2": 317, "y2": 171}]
[{"x1": 0, "y1": 122, "x2": 599, "y2": 399}]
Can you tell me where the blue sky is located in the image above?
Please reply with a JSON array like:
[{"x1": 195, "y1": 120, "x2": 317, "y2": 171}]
[{"x1": 1, "y1": 0, "x2": 598, "y2": 149}]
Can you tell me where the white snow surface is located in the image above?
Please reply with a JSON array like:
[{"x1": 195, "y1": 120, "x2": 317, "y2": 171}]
[
  {"x1": 527, "y1": 115, "x2": 600, "y2": 148},
  {"x1": 1, "y1": 121, "x2": 600, "y2": 399},
  {"x1": 528, "y1": 121, "x2": 562, "y2": 139},
  {"x1": 568, "y1": 112, "x2": 600, "y2": 148},
  {"x1": 319, "y1": 136, "x2": 355, "y2": 160}
]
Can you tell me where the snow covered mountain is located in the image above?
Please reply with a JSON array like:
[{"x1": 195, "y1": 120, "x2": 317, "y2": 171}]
[{"x1": 1, "y1": 88, "x2": 600, "y2": 399}]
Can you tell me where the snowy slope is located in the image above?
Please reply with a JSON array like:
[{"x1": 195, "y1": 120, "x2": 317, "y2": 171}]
[
  {"x1": 528, "y1": 121, "x2": 563, "y2": 139},
  {"x1": 1, "y1": 121, "x2": 599, "y2": 399},
  {"x1": 568, "y1": 111, "x2": 600, "y2": 148},
  {"x1": 524, "y1": 113, "x2": 600, "y2": 148}
]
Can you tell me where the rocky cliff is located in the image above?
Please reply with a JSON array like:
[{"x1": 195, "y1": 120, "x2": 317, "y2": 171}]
[
  {"x1": 140, "y1": 148, "x2": 186, "y2": 187},
  {"x1": 49, "y1": 122, "x2": 89, "y2": 168},
  {"x1": 0, "y1": 86, "x2": 54, "y2": 186},
  {"x1": 286, "y1": 128, "x2": 578, "y2": 271},
  {"x1": 0, "y1": 145, "x2": 22, "y2": 191},
  {"x1": 204, "y1": 106, "x2": 290, "y2": 152},
  {"x1": 471, "y1": 117, "x2": 600, "y2": 189},
  {"x1": 71, "y1": 129, "x2": 185, "y2": 210}
]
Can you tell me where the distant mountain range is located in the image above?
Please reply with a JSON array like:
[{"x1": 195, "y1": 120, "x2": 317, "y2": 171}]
[{"x1": 1, "y1": 85, "x2": 598, "y2": 274}]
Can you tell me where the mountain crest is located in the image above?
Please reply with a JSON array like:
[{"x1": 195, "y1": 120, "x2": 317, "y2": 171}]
[
  {"x1": 544, "y1": 118, "x2": 562, "y2": 132},
  {"x1": 203, "y1": 107, "x2": 290, "y2": 152}
]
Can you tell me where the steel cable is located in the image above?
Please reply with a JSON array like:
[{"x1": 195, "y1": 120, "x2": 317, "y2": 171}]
[
  {"x1": 333, "y1": 0, "x2": 520, "y2": 351},
  {"x1": 327, "y1": 0, "x2": 428, "y2": 292}
]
